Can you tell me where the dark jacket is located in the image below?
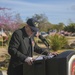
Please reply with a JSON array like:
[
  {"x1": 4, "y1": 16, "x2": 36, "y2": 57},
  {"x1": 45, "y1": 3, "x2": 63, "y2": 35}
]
[{"x1": 7, "y1": 27, "x2": 49, "y2": 75}]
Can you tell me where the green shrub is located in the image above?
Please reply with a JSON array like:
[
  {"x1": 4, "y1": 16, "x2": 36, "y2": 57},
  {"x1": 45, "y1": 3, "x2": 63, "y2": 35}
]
[
  {"x1": 6, "y1": 34, "x2": 12, "y2": 46},
  {"x1": 5, "y1": 31, "x2": 13, "y2": 46},
  {"x1": 0, "y1": 41, "x2": 2, "y2": 46},
  {"x1": 46, "y1": 34, "x2": 68, "y2": 51},
  {"x1": 0, "y1": 37, "x2": 3, "y2": 46}
]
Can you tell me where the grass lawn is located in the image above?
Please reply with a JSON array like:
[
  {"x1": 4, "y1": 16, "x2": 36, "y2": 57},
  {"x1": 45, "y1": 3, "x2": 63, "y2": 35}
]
[{"x1": 66, "y1": 36, "x2": 75, "y2": 45}]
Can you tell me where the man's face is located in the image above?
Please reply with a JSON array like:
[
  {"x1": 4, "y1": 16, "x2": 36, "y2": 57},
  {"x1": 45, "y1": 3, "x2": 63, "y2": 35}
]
[
  {"x1": 25, "y1": 25, "x2": 34, "y2": 37},
  {"x1": 28, "y1": 26, "x2": 40, "y2": 38}
]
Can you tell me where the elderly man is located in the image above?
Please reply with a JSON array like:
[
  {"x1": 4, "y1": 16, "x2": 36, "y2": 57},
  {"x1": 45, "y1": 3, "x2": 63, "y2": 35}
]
[{"x1": 7, "y1": 18, "x2": 56, "y2": 75}]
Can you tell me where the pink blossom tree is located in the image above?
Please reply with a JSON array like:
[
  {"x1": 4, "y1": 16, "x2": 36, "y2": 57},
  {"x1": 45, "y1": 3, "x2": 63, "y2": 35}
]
[{"x1": 0, "y1": 7, "x2": 23, "y2": 32}]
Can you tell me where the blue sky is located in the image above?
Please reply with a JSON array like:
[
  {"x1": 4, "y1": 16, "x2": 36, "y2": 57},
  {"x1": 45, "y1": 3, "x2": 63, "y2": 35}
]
[{"x1": 0, "y1": 0, "x2": 75, "y2": 25}]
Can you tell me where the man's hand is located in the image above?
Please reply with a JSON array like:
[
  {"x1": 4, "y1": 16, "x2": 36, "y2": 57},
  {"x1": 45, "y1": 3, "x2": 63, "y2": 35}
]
[
  {"x1": 51, "y1": 52, "x2": 58, "y2": 56},
  {"x1": 48, "y1": 52, "x2": 58, "y2": 58},
  {"x1": 25, "y1": 57, "x2": 34, "y2": 65}
]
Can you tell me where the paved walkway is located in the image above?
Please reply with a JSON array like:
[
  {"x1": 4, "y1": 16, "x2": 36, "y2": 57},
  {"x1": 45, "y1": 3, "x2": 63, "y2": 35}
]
[
  {"x1": 0, "y1": 48, "x2": 8, "y2": 75},
  {"x1": 0, "y1": 48, "x2": 8, "y2": 56},
  {"x1": 0, "y1": 48, "x2": 8, "y2": 62}
]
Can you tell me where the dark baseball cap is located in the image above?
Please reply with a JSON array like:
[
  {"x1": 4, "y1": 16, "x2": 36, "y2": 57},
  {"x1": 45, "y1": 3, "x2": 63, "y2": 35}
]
[{"x1": 26, "y1": 18, "x2": 39, "y2": 32}]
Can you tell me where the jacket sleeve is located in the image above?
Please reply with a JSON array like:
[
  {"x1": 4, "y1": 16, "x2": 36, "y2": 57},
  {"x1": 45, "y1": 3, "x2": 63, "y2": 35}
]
[
  {"x1": 34, "y1": 43, "x2": 49, "y2": 55},
  {"x1": 8, "y1": 32, "x2": 27, "y2": 62}
]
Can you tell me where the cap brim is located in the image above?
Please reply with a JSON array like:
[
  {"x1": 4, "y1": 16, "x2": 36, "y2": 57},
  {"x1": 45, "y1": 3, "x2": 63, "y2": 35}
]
[{"x1": 30, "y1": 26, "x2": 39, "y2": 32}]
